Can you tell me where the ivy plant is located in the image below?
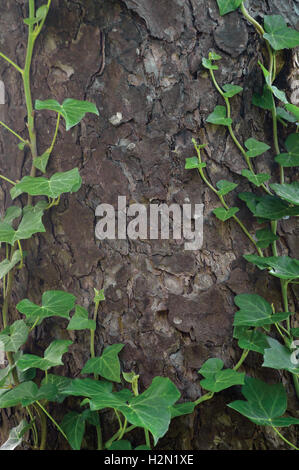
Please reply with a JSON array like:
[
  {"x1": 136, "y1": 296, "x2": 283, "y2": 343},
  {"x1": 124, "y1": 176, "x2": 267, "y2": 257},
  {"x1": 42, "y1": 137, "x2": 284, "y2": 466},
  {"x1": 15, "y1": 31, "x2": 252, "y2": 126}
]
[{"x1": 185, "y1": 0, "x2": 299, "y2": 450}]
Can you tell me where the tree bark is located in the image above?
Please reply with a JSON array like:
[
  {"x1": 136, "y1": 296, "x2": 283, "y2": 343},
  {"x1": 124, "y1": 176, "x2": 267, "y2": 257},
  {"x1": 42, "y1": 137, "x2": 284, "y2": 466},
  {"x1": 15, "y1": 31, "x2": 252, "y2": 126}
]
[{"x1": 0, "y1": 0, "x2": 298, "y2": 450}]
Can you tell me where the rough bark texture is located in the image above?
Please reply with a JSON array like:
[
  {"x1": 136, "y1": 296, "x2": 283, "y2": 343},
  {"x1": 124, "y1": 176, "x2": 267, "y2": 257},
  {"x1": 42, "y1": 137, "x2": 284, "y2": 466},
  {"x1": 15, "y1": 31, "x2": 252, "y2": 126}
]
[{"x1": 0, "y1": 0, "x2": 298, "y2": 450}]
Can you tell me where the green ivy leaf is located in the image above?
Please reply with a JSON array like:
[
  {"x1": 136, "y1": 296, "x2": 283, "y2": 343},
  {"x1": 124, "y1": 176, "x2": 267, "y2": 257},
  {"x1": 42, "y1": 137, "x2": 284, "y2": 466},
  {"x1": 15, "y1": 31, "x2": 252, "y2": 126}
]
[
  {"x1": 11, "y1": 168, "x2": 82, "y2": 200},
  {"x1": 169, "y1": 402, "x2": 196, "y2": 418},
  {"x1": 198, "y1": 358, "x2": 224, "y2": 378},
  {"x1": 16, "y1": 340, "x2": 73, "y2": 372},
  {"x1": 233, "y1": 327, "x2": 269, "y2": 354},
  {"x1": 216, "y1": 180, "x2": 238, "y2": 195},
  {"x1": 263, "y1": 15, "x2": 299, "y2": 50},
  {"x1": 63, "y1": 378, "x2": 113, "y2": 398},
  {"x1": 107, "y1": 440, "x2": 132, "y2": 450},
  {"x1": 17, "y1": 290, "x2": 76, "y2": 323},
  {"x1": 276, "y1": 107, "x2": 297, "y2": 124},
  {"x1": 255, "y1": 228, "x2": 279, "y2": 249},
  {"x1": 252, "y1": 85, "x2": 273, "y2": 110},
  {"x1": 241, "y1": 169, "x2": 270, "y2": 187},
  {"x1": 35, "y1": 98, "x2": 99, "y2": 131},
  {"x1": 244, "y1": 254, "x2": 299, "y2": 281},
  {"x1": 222, "y1": 84, "x2": 243, "y2": 98},
  {"x1": 213, "y1": 207, "x2": 239, "y2": 221},
  {"x1": 81, "y1": 344, "x2": 124, "y2": 382},
  {"x1": 244, "y1": 138, "x2": 270, "y2": 158},
  {"x1": 228, "y1": 376, "x2": 299, "y2": 426},
  {"x1": 67, "y1": 305, "x2": 96, "y2": 331},
  {"x1": 233, "y1": 294, "x2": 290, "y2": 327},
  {"x1": 238, "y1": 192, "x2": 299, "y2": 220},
  {"x1": 202, "y1": 58, "x2": 218, "y2": 70},
  {"x1": 61, "y1": 411, "x2": 86, "y2": 451},
  {"x1": 270, "y1": 182, "x2": 299, "y2": 206},
  {"x1": 0, "y1": 204, "x2": 46, "y2": 245},
  {"x1": 216, "y1": 0, "x2": 243, "y2": 16},
  {"x1": 33, "y1": 150, "x2": 51, "y2": 174},
  {"x1": 275, "y1": 133, "x2": 299, "y2": 167},
  {"x1": 208, "y1": 52, "x2": 222, "y2": 61},
  {"x1": 0, "y1": 320, "x2": 29, "y2": 353},
  {"x1": 0, "y1": 250, "x2": 22, "y2": 280},
  {"x1": 2, "y1": 206, "x2": 22, "y2": 225},
  {"x1": 200, "y1": 369, "x2": 245, "y2": 393},
  {"x1": 40, "y1": 374, "x2": 72, "y2": 403},
  {"x1": 185, "y1": 157, "x2": 206, "y2": 170},
  {"x1": 285, "y1": 103, "x2": 299, "y2": 120},
  {"x1": 0, "y1": 381, "x2": 57, "y2": 408},
  {"x1": 206, "y1": 105, "x2": 233, "y2": 126},
  {"x1": 263, "y1": 337, "x2": 299, "y2": 374}
]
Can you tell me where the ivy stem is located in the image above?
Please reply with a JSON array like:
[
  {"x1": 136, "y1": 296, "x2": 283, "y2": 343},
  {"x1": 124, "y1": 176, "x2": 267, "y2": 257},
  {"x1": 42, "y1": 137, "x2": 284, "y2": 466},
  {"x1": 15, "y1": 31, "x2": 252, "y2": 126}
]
[
  {"x1": 209, "y1": 69, "x2": 272, "y2": 196},
  {"x1": 35, "y1": 401, "x2": 68, "y2": 443},
  {"x1": 0, "y1": 174, "x2": 16, "y2": 186},
  {"x1": 194, "y1": 391, "x2": 214, "y2": 407},
  {"x1": 49, "y1": 113, "x2": 61, "y2": 153},
  {"x1": 0, "y1": 51, "x2": 23, "y2": 74},
  {"x1": 271, "y1": 426, "x2": 299, "y2": 451},
  {"x1": 0, "y1": 120, "x2": 28, "y2": 144},
  {"x1": 233, "y1": 349, "x2": 249, "y2": 371},
  {"x1": 104, "y1": 425, "x2": 136, "y2": 449}
]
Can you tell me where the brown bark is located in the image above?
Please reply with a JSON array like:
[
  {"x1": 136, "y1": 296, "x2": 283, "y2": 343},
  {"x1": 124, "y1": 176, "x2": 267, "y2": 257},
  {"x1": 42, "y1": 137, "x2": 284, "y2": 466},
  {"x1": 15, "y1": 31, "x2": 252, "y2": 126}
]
[{"x1": 0, "y1": 0, "x2": 298, "y2": 450}]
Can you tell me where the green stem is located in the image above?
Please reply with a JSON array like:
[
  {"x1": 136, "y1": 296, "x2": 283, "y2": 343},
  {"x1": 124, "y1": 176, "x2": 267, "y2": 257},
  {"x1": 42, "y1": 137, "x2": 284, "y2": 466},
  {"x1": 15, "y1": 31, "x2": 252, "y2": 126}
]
[
  {"x1": 271, "y1": 426, "x2": 299, "y2": 451},
  {"x1": 0, "y1": 51, "x2": 23, "y2": 74},
  {"x1": 0, "y1": 174, "x2": 16, "y2": 186},
  {"x1": 49, "y1": 113, "x2": 61, "y2": 153},
  {"x1": 194, "y1": 391, "x2": 214, "y2": 407},
  {"x1": 35, "y1": 401, "x2": 68, "y2": 442},
  {"x1": 144, "y1": 429, "x2": 151, "y2": 449},
  {"x1": 26, "y1": 406, "x2": 39, "y2": 449},
  {"x1": 118, "y1": 417, "x2": 128, "y2": 441},
  {"x1": 233, "y1": 349, "x2": 249, "y2": 371},
  {"x1": 0, "y1": 120, "x2": 28, "y2": 144},
  {"x1": 104, "y1": 425, "x2": 136, "y2": 449},
  {"x1": 33, "y1": 403, "x2": 47, "y2": 450}
]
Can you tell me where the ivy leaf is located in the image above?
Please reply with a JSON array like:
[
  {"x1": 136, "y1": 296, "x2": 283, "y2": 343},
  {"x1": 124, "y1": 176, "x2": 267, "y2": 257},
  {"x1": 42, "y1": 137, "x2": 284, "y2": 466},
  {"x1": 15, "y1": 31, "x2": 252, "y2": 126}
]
[
  {"x1": 244, "y1": 255, "x2": 299, "y2": 281},
  {"x1": 0, "y1": 381, "x2": 57, "y2": 407},
  {"x1": 16, "y1": 340, "x2": 72, "y2": 372},
  {"x1": 244, "y1": 138, "x2": 270, "y2": 158},
  {"x1": 206, "y1": 105, "x2": 232, "y2": 126},
  {"x1": 258, "y1": 61, "x2": 288, "y2": 104},
  {"x1": 0, "y1": 320, "x2": 29, "y2": 353},
  {"x1": 285, "y1": 103, "x2": 299, "y2": 120},
  {"x1": 202, "y1": 58, "x2": 218, "y2": 70},
  {"x1": 276, "y1": 107, "x2": 297, "y2": 124},
  {"x1": 185, "y1": 157, "x2": 206, "y2": 170},
  {"x1": 216, "y1": 0, "x2": 243, "y2": 16},
  {"x1": 208, "y1": 52, "x2": 222, "y2": 61},
  {"x1": 252, "y1": 85, "x2": 273, "y2": 110},
  {"x1": 213, "y1": 207, "x2": 239, "y2": 221},
  {"x1": 275, "y1": 133, "x2": 299, "y2": 167},
  {"x1": 169, "y1": 402, "x2": 196, "y2": 418},
  {"x1": 81, "y1": 344, "x2": 124, "y2": 382},
  {"x1": 107, "y1": 440, "x2": 133, "y2": 450},
  {"x1": 41, "y1": 374, "x2": 72, "y2": 403},
  {"x1": 17, "y1": 290, "x2": 76, "y2": 323},
  {"x1": 0, "y1": 420, "x2": 29, "y2": 451},
  {"x1": 216, "y1": 180, "x2": 238, "y2": 196},
  {"x1": 33, "y1": 150, "x2": 51, "y2": 174},
  {"x1": 270, "y1": 182, "x2": 299, "y2": 206},
  {"x1": 35, "y1": 99, "x2": 99, "y2": 131},
  {"x1": 2, "y1": 206, "x2": 22, "y2": 225},
  {"x1": 67, "y1": 305, "x2": 96, "y2": 331},
  {"x1": 255, "y1": 228, "x2": 279, "y2": 249},
  {"x1": 241, "y1": 169, "x2": 270, "y2": 187},
  {"x1": 233, "y1": 294, "x2": 290, "y2": 327},
  {"x1": 233, "y1": 327, "x2": 269, "y2": 354},
  {"x1": 238, "y1": 192, "x2": 299, "y2": 220},
  {"x1": 0, "y1": 250, "x2": 22, "y2": 280},
  {"x1": 263, "y1": 15, "x2": 299, "y2": 51},
  {"x1": 228, "y1": 376, "x2": 299, "y2": 426},
  {"x1": 0, "y1": 204, "x2": 46, "y2": 245},
  {"x1": 11, "y1": 168, "x2": 82, "y2": 200},
  {"x1": 200, "y1": 369, "x2": 245, "y2": 393},
  {"x1": 198, "y1": 358, "x2": 224, "y2": 378},
  {"x1": 61, "y1": 411, "x2": 86, "y2": 451},
  {"x1": 222, "y1": 84, "x2": 243, "y2": 98},
  {"x1": 64, "y1": 378, "x2": 114, "y2": 399},
  {"x1": 263, "y1": 337, "x2": 299, "y2": 374}
]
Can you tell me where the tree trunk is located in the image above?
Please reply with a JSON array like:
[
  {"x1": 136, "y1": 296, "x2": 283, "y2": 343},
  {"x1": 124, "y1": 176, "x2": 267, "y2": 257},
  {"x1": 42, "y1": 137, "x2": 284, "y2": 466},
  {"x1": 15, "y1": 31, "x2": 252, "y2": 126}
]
[{"x1": 0, "y1": 0, "x2": 298, "y2": 450}]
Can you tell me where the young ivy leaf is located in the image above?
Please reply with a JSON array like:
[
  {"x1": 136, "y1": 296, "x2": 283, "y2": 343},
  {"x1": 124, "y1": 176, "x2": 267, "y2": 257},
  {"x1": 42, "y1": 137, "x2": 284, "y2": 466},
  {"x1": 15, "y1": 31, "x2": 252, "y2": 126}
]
[
  {"x1": 0, "y1": 250, "x2": 23, "y2": 280},
  {"x1": 198, "y1": 358, "x2": 244, "y2": 393},
  {"x1": 11, "y1": 168, "x2": 82, "y2": 200},
  {"x1": 275, "y1": 133, "x2": 299, "y2": 167},
  {"x1": 216, "y1": 0, "x2": 243, "y2": 16},
  {"x1": 270, "y1": 182, "x2": 299, "y2": 206},
  {"x1": 244, "y1": 138, "x2": 270, "y2": 158},
  {"x1": 61, "y1": 411, "x2": 87, "y2": 451},
  {"x1": 216, "y1": 179, "x2": 238, "y2": 196},
  {"x1": 213, "y1": 207, "x2": 239, "y2": 221},
  {"x1": 244, "y1": 254, "x2": 299, "y2": 281},
  {"x1": 241, "y1": 169, "x2": 270, "y2": 187},
  {"x1": 285, "y1": 103, "x2": 299, "y2": 121},
  {"x1": 258, "y1": 61, "x2": 288, "y2": 104},
  {"x1": 276, "y1": 107, "x2": 297, "y2": 124},
  {"x1": 35, "y1": 98, "x2": 99, "y2": 131},
  {"x1": 222, "y1": 84, "x2": 243, "y2": 98},
  {"x1": 33, "y1": 150, "x2": 51, "y2": 174},
  {"x1": 228, "y1": 376, "x2": 299, "y2": 427},
  {"x1": 17, "y1": 290, "x2": 76, "y2": 323},
  {"x1": 0, "y1": 320, "x2": 29, "y2": 353},
  {"x1": 185, "y1": 157, "x2": 206, "y2": 170},
  {"x1": 16, "y1": 340, "x2": 73, "y2": 372},
  {"x1": 81, "y1": 344, "x2": 124, "y2": 382},
  {"x1": 263, "y1": 15, "x2": 299, "y2": 51},
  {"x1": 206, "y1": 105, "x2": 232, "y2": 126},
  {"x1": 67, "y1": 305, "x2": 96, "y2": 331},
  {"x1": 202, "y1": 58, "x2": 218, "y2": 70},
  {"x1": 233, "y1": 326, "x2": 269, "y2": 355},
  {"x1": 208, "y1": 51, "x2": 222, "y2": 61},
  {"x1": 0, "y1": 204, "x2": 46, "y2": 245},
  {"x1": 263, "y1": 337, "x2": 299, "y2": 374},
  {"x1": 252, "y1": 85, "x2": 273, "y2": 110},
  {"x1": 233, "y1": 293, "x2": 290, "y2": 327},
  {"x1": 255, "y1": 228, "x2": 279, "y2": 249}
]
